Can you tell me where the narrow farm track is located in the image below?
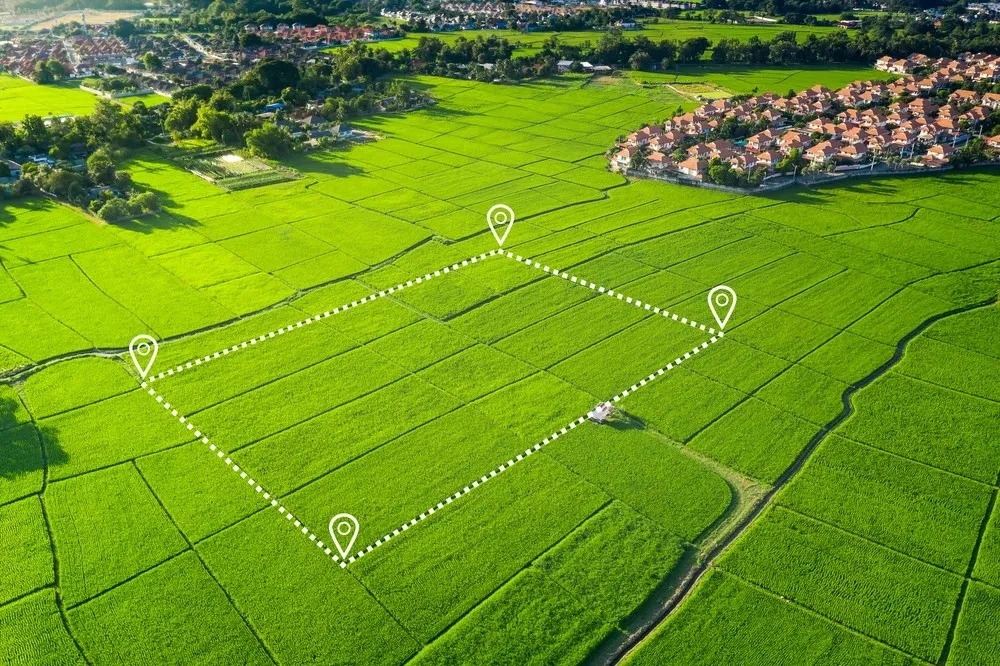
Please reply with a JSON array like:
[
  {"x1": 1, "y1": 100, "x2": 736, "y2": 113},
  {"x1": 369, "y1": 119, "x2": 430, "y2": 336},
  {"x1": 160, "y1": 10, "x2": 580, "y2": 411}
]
[{"x1": 601, "y1": 296, "x2": 999, "y2": 666}]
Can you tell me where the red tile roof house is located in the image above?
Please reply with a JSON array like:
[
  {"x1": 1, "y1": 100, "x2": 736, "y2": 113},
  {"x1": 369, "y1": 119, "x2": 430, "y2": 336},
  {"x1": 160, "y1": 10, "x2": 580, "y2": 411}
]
[
  {"x1": 982, "y1": 93, "x2": 1000, "y2": 110},
  {"x1": 841, "y1": 127, "x2": 868, "y2": 145},
  {"x1": 613, "y1": 146, "x2": 637, "y2": 169},
  {"x1": 859, "y1": 109, "x2": 889, "y2": 128},
  {"x1": 875, "y1": 56, "x2": 895, "y2": 71},
  {"x1": 806, "y1": 140, "x2": 843, "y2": 164},
  {"x1": 986, "y1": 134, "x2": 1000, "y2": 150},
  {"x1": 687, "y1": 143, "x2": 712, "y2": 159},
  {"x1": 625, "y1": 125, "x2": 663, "y2": 146},
  {"x1": 888, "y1": 59, "x2": 917, "y2": 74},
  {"x1": 758, "y1": 109, "x2": 788, "y2": 127},
  {"x1": 746, "y1": 129, "x2": 778, "y2": 152},
  {"x1": 909, "y1": 98, "x2": 941, "y2": 115},
  {"x1": 705, "y1": 140, "x2": 737, "y2": 159},
  {"x1": 936, "y1": 104, "x2": 961, "y2": 119},
  {"x1": 730, "y1": 153, "x2": 758, "y2": 171},
  {"x1": 867, "y1": 132, "x2": 893, "y2": 153},
  {"x1": 961, "y1": 106, "x2": 988, "y2": 125},
  {"x1": 778, "y1": 130, "x2": 811, "y2": 153},
  {"x1": 664, "y1": 113, "x2": 697, "y2": 132},
  {"x1": 646, "y1": 151, "x2": 672, "y2": 170},
  {"x1": 892, "y1": 130, "x2": 919, "y2": 149},
  {"x1": 949, "y1": 89, "x2": 981, "y2": 104},
  {"x1": 838, "y1": 109, "x2": 864, "y2": 125},
  {"x1": 754, "y1": 150, "x2": 781, "y2": 168},
  {"x1": 677, "y1": 157, "x2": 709, "y2": 179},
  {"x1": 921, "y1": 143, "x2": 955, "y2": 167},
  {"x1": 839, "y1": 143, "x2": 870, "y2": 162}
]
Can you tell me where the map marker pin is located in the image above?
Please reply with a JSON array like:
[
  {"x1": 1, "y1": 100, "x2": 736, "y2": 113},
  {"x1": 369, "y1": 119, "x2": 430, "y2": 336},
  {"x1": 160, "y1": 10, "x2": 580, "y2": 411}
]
[
  {"x1": 486, "y1": 204, "x2": 515, "y2": 247},
  {"x1": 129, "y1": 334, "x2": 158, "y2": 379},
  {"x1": 329, "y1": 513, "x2": 360, "y2": 560},
  {"x1": 707, "y1": 286, "x2": 737, "y2": 330}
]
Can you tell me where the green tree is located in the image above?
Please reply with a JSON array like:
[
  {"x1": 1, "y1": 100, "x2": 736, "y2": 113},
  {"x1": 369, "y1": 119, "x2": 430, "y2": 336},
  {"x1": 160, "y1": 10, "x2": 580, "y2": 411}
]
[
  {"x1": 192, "y1": 106, "x2": 237, "y2": 144},
  {"x1": 32, "y1": 60, "x2": 54, "y2": 84},
  {"x1": 251, "y1": 59, "x2": 300, "y2": 95},
  {"x1": 629, "y1": 50, "x2": 651, "y2": 71},
  {"x1": 142, "y1": 53, "x2": 163, "y2": 70},
  {"x1": 244, "y1": 123, "x2": 293, "y2": 159},
  {"x1": 165, "y1": 97, "x2": 201, "y2": 139},
  {"x1": 46, "y1": 59, "x2": 68, "y2": 80},
  {"x1": 87, "y1": 148, "x2": 116, "y2": 186}
]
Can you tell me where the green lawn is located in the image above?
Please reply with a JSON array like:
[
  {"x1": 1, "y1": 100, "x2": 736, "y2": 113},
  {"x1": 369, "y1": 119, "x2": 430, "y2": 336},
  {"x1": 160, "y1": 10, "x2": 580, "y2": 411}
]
[{"x1": 1, "y1": 67, "x2": 998, "y2": 665}]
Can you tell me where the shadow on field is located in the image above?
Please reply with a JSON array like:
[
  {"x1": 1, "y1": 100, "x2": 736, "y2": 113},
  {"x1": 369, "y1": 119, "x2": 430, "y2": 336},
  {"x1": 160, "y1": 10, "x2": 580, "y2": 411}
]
[
  {"x1": 0, "y1": 397, "x2": 67, "y2": 487},
  {"x1": 290, "y1": 151, "x2": 366, "y2": 180},
  {"x1": 607, "y1": 412, "x2": 645, "y2": 431},
  {"x1": 113, "y1": 209, "x2": 203, "y2": 236}
]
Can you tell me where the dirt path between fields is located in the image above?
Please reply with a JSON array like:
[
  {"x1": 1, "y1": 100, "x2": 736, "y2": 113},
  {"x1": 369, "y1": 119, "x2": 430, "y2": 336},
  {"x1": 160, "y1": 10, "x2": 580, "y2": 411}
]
[{"x1": 597, "y1": 296, "x2": 998, "y2": 666}]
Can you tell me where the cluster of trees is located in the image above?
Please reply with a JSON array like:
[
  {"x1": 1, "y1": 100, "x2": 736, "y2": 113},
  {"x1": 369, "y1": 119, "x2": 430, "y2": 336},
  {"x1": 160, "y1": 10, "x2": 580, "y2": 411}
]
[
  {"x1": 0, "y1": 100, "x2": 165, "y2": 219},
  {"x1": 691, "y1": 16, "x2": 1000, "y2": 67},
  {"x1": 81, "y1": 75, "x2": 146, "y2": 93},
  {"x1": 32, "y1": 59, "x2": 70, "y2": 84},
  {"x1": 161, "y1": 53, "x2": 421, "y2": 156},
  {"x1": 700, "y1": 0, "x2": 945, "y2": 14},
  {"x1": 537, "y1": 31, "x2": 712, "y2": 70},
  {"x1": 706, "y1": 158, "x2": 768, "y2": 187}
]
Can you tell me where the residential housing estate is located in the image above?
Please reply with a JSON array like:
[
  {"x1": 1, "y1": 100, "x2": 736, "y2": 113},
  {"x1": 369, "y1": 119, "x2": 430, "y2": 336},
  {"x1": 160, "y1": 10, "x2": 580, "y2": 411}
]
[{"x1": 611, "y1": 52, "x2": 1000, "y2": 183}]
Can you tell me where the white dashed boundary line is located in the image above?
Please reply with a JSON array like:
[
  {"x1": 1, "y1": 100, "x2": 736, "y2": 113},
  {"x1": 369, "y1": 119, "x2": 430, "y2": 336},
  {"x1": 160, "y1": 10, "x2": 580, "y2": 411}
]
[
  {"x1": 342, "y1": 333, "x2": 723, "y2": 565},
  {"x1": 142, "y1": 382, "x2": 348, "y2": 566},
  {"x1": 140, "y1": 248, "x2": 730, "y2": 569},
  {"x1": 504, "y1": 251, "x2": 720, "y2": 336},
  {"x1": 146, "y1": 250, "x2": 505, "y2": 384}
]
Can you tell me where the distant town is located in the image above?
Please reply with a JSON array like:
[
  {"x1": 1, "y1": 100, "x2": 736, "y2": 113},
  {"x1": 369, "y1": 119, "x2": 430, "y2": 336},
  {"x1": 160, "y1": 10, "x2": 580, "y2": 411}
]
[{"x1": 611, "y1": 52, "x2": 1000, "y2": 188}]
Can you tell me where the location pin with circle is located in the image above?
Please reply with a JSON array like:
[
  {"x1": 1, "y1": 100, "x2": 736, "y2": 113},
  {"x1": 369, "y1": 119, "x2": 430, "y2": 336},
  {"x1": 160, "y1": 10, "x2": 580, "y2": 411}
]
[
  {"x1": 129, "y1": 334, "x2": 159, "y2": 379},
  {"x1": 329, "y1": 513, "x2": 360, "y2": 560},
  {"x1": 707, "y1": 286, "x2": 737, "y2": 330},
  {"x1": 486, "y1": 203, "x2": 515, "y2": 247}
]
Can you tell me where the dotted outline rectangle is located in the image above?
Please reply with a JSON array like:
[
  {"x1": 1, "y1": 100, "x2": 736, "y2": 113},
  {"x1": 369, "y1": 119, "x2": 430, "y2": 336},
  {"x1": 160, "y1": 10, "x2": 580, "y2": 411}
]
[{"x1": 141, "y1": 250, "x2": 725, "y2": 569}]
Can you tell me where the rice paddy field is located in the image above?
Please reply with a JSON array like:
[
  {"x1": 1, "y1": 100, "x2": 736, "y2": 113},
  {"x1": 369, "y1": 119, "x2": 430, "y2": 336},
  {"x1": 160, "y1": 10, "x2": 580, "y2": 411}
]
[
  {"x1": 0, "y1": 75, "x2": 169, "y2": 121},
  {"x1": 341, "y1": 20, "x2": 841, "y2": 58},
  {"x1": 630, "y1": 63, "x2": 898, "y2": 96},
  {"x1": 0, "y1": 70, "x2": 998, "y2": 665}
]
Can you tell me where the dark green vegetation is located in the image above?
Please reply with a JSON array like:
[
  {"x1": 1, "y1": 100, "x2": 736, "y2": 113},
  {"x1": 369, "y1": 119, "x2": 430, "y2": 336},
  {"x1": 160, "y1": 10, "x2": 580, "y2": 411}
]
[{"x1": 0, "y1": 71, "x2": 998, "y2": 665}]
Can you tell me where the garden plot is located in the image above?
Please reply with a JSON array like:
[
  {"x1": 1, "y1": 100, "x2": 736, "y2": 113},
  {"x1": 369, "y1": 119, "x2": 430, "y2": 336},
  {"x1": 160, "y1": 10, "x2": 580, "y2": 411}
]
[
  {"x1": 178, "y1": 151, "x2": 300, "y2": 191},
  {"x1": 139, "y1": 249, "x2": 726, "y2": 573}
]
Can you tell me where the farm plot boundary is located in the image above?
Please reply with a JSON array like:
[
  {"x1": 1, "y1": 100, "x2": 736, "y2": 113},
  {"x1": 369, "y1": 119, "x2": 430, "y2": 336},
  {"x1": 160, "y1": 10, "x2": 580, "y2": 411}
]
[{"x1": 136, "y1": 249, "x2": 726, "y2": 569}]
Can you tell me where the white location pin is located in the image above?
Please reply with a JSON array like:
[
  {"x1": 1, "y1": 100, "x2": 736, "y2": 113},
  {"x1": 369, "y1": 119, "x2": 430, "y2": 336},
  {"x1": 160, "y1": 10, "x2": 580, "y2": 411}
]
[
  {"x1": 129, "y1": 334, "x2": 159, "y2": 379},
  {"x1": 707, "y1": 286, "x2": 737, "y2": 330},
  {"x1": 329, "y1": 513, "x2": 360, "y2": 560},
  {"x1": 486, "y1": 204, "x2": 515, "y2": 247}
]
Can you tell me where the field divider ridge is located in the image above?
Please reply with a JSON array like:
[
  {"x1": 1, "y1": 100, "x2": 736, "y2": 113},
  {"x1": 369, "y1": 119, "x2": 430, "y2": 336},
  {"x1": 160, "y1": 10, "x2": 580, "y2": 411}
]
[
  {"x1": 342, "y1": 332, "x2": 725, "y2": 567},
  {"x1": 141, "y1": 381, "x2": 349, "y2": 566},
  {"x1": 146, "y1": 250, "x2": 505, "y2": 384},
  {"x1": 502, "y1": 251, "x2": 720, "y2": 336}
]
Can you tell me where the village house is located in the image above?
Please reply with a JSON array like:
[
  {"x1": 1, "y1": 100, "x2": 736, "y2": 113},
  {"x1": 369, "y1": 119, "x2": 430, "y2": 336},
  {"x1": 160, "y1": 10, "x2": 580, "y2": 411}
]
[
  {"x1": 922, "y1": 143, "x2": 955, "y2": 167},
  {"x1": 613, "y1": 146, "x2": 637, "y2": 170},
  {"x1": 677, "y1": 157, "x2": 708, "y2": 179},
  {"x1": 754, "y1": 150, "x2": 781, "y2": 168},
  {"x1": 806, "y1": 140, "x2": 843, "y2": 165},
  {"x1": 646, "y1": 151, "x2": 672, "y2": 170}
]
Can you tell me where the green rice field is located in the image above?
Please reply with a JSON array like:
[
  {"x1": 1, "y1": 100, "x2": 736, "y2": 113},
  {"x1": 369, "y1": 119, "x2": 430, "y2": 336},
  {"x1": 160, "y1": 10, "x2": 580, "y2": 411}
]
[
  {"x1": 0, "y1": 70, "x2": 998, "y2": 665},
  {"x1": 0, "y1": 75, "x2": 169, "y2": 121},
  {"x1": 339, "y1": 20, "x2": 841, "y2": 58}
]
